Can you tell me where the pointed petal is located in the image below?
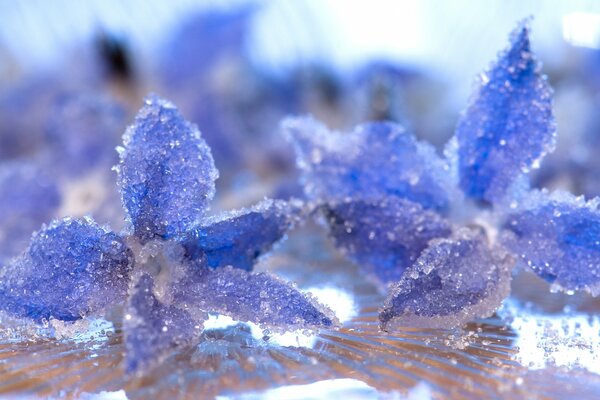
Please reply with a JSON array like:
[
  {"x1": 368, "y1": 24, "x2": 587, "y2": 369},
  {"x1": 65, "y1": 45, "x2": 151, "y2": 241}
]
[
  {"x1": 124, "y1": 273, "x2": 202, "y2": 374},
  {"x1": 116, "y1": 95, "x2": 219, "y2": 241},
  {"x1": 502, "y1": 190, "x2": 600, "y2": 295},
  {"x1": 176, "y1": 267, "x2": 338, "y2": 330},
  {"x1": 455, "y1": 21, "x2": 555, "y2": 204},
  {"x1": 323, "y1": 197, "x2": 451, "y2": 285},
  {"x1": 283, "y1": 117, "x2": 453, "y2": 211},
  {"x1": 0, "y1": 217, "x2": 133, "y2": 322},
  {"x1": 181, "y1": 199, "x2": 299, "y2": 271},
  {"x1": 380, "y1": 228, "x2": 513, "y2": 330}
]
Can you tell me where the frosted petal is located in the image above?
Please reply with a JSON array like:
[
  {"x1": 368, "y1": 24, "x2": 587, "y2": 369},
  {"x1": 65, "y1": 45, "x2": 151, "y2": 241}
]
[
  {"x1": 0, "y1": 218, "x2": 133, "y2": 322},
  {"x1": 283, "y1": 117, "x2": 452, "y2": 211},
  {"x1": 124, "y1": 273, "x2": 202, "y2": 374},
  {"x1": 323, "y1": 197, "x2": 451, "y2": 285},
  {"x1": 380, "y1": 228, "x2": 513, "y2": 330},
  {"x1": 455, "y1": 21, "x2": 555, "y2": 204},
  {"x1": 175, "y1": 267, "x2": 338, "y2": 330},
  {"x1": 116, "y1": 95, "x2": 219, "y2": 241},
  {"x1": 181, "y1": 199, "x2": 299, "y2": 271},
  {"x1": 502, "y1": 190, "x2": 600, "y2": 296}
]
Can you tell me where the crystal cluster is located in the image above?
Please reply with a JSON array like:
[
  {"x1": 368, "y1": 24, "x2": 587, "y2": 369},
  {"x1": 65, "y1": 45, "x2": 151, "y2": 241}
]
[
  {"x1": 0, "y1": 96, "x2": 336, "y2": 374},
  {"x1": 285, "y1": 21, "x2": 599, "y2": 329}
]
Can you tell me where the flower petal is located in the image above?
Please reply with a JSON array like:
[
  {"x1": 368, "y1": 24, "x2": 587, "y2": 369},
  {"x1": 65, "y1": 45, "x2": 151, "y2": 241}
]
[
  {"x1": 116, "y1": 95, "x2": 219, "y2": 241},
  {"x1": 0, "y1": 217, "x2": 133, "y2": 322},
  {"x1": 455, "y1": 20, "x2": 555, "y2": 204},
  {"x1": 380, "y1": 227, "x2": 513, "y2": 330}
]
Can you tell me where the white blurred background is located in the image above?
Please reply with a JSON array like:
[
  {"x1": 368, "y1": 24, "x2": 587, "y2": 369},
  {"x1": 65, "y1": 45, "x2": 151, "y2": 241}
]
[{"x1": 2, "y1": 0, "x2": 600, "y2": 104}]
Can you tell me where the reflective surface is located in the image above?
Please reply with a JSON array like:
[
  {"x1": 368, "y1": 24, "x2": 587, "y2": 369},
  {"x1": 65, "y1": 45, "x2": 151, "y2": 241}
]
[{"x1": 0, "y1": 224, "x2": 599, "y2": 399}]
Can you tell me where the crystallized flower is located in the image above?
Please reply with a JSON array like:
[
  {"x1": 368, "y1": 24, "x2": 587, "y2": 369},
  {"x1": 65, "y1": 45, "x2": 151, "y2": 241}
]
[
  {"x1": 285, "y1": 21, "x2": 597, "y2": 329},
  {"x1": 0, "y1": 95, "x2": 337, "y2": 374}
]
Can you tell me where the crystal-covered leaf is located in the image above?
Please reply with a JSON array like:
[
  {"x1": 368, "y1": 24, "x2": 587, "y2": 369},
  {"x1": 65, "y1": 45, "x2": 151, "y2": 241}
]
[
  {"x1": 380, "y1": 228, "x2": 514, "y2": 330},
  {"x1": 175, "y1": 266, "x2": 339, "y2": 330},
  {"x1": 116, "y1": 95, "x2": 219, "y2": 241},
  {"x1": 283, "y1": 117, "x2": 452, "y2": 211},
  {"x1": 0, "y1": 162, "x2": 61, "y2": 264},
  {"x1": 455, "y1": 21, "x2": 555, "y2": 204},
  {"x1": 323, "y1": 197, "x2": 451, "y2": 285},
  {"x1": 0, "y1": 218, "x2": 133, "y2": 322},
  {"x1": 124, "y1": 273, "x2": 201, "y2": 374},
  {"x1": 501, "y1": 190, "x2": 600, "y2": 296},
  {"x1": 181, "y1": 199, "x2": 299, "y2": 271}
]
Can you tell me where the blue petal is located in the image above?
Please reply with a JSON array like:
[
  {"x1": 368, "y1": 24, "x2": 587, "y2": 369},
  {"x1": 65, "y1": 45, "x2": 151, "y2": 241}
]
[
  {"x1": 323, "y1": 197, "x2": 451, "y2": 285},
  {"x1": 0, "y1": 217, "x2": 133, "y2": 322},
  {"x1": 181, "y1": 199, "x2": 298, "y2": 271},
  {"x1": 455, "y1": 21, "x2": 555, "y2": 204},
  {"x1": 0, "y1": 162, "x2": 61, "y2": 264},
  {"x1": 116, "y1": 95, "x2": 219, "y2": 241},
  {"x1": 283, "y1": 117, "x2": 453, "y2": 212},
  {"x1": 502, "y1": 191, "x2": 600, "y2": 295},
  {"x1": 174, "y1": 267, "x2": 338, "y2": 329},
  {"x1": 380, "y1": 228, "x2": 513, "y2": 330},
  {"x1": 124, "y1": 241, "x2": 336, "y2": 373},
  {"x1": 124, "y1": 273, "x2": 201, "y2": 374}
]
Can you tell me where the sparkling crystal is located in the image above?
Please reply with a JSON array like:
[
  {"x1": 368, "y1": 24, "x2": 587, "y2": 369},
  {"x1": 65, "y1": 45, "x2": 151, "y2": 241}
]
[
  {"x1": 455, "y1": 20, "x2": 556, "y2": 204},
  {"x1": 116, "y1": 95, "x2": 219, "y2": 241},
  {"x1": 283, "y1": 117, "x2": 452, "y2": 211},
  {"x1": 0, "y1": 217, "x2": 133, "y2": 322},
  {"x1": 323, "y1": 197, "x2": 451, "y2": 285},
  {"x1": 380, "y1": 227, "x2": 514, "y2": 329},
  {"x1": 502, "y1": 190, "x2": 600, "y2": 296},
  {"x1": 181, "y1": 199, "x2": 300, "y2": 271},
  {"x1": 174, "y1": 266, "x2": 338, "y2": 330},
  {"x1": 124, "y1": 273, "x2": 200, "y2": 374}
]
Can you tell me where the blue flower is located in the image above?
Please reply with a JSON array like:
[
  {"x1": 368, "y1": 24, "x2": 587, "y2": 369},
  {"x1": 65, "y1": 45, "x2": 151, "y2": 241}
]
[
  {"x1": 285, "y1": 21, "x2": 598, "y2": 329},
  {"x1": 0, "y1": 95, "x2": 337, "y2": 373}
]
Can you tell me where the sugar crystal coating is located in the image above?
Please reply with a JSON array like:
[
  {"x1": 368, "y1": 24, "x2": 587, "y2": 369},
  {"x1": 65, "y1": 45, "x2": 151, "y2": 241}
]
[
  {"x1": 181, "y1": 199, "x2": 299, "y2": 271},
  {"x1": 323, "y1": 197, "x2": 451, "y2": 285},
  {"x1": 174, "y1": 266, "x2": 338, "y2": 330},
  {"x1": 0, "y1": 218, "x2": 133, "y2": 322},
  {"x1": 501, "y1": 190, "x2": 600, "y2": 295},
  {"x1": 123, "y1": 237, "x2": 336, "y2": 374},
  {"x1": 380, "y1": 228, "x2": 514, "y2": 329},
  {"x1": 0, "y1": 162, "x2": 61, "y2": 264},
  {"x1": 283, "y1": 117, "x2": 452, "y2": 211},
  {"x1": 124, "y1": 273, "x2": 200, "y2": 374},
  {"x1": 455, "y1": 21, "x2": 555, "y2": 204},
  {"x1": 116, "y1": 95, "x2": 219, "y2": 241}
]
